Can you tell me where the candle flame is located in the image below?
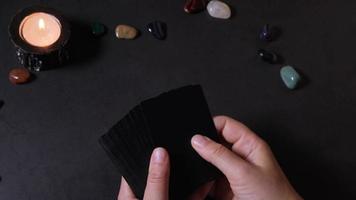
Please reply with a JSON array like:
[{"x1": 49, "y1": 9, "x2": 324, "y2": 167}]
[{"x1": 38, "y1": 18, "x2": 46, "y2": 30}]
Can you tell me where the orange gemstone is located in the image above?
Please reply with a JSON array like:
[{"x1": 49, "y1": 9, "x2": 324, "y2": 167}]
[{"x1": 9, "y1": 68, "x2": 31, "y2": 85}]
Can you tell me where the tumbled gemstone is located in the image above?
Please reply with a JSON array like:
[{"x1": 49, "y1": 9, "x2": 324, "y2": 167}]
[
  {"x1": 259, "y1": 24, "x2": 272, "y2": 41},
  {"x1": 147, "y1": 21, "x2": 167, "y2": 40},
  {"x1": 115, "y1": 25, "x2": 138, "y2": 39},
  {"x1": 91, "y1": 23, "x2": 106, "y2": 37},
  {"x1": 280, "y1": 66, "x2": 301, "y2": 89},
  {"x1": 9, "y1": 68, "x2": 31, "y2": 85},
  {"x1": 184, "y1": 0, "x2": 206, "y2": 13},
  {"x1": 207, "y1": 0, "x2": 231, "y2": 19},
  {"x1": 257, "y1": 49, "x2": 279, "y2": 64}
]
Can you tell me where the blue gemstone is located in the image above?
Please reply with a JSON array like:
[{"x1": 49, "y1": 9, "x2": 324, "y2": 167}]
[
  {"x1": 147, "y1": 21, "x2": 167, "y2": 40},
  {"x1": 280, "y1": 66, "x2": 301, "y2": 89}
]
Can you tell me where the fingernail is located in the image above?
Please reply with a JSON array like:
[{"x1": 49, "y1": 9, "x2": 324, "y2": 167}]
[
  {"x1": 152, "y1": 147, "x2": 166, "y2": 163},
  {"x1": 192, "y1": 134, "x2": 210, "y2": 148}
]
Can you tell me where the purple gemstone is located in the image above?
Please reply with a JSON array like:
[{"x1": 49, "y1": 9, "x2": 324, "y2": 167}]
[{"x1": 259, "y1": 24, "x2": 273, "y2": 41}]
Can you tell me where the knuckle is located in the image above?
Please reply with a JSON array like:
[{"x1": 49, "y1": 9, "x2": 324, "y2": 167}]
[
  {"x1": 238, "y1": 161, "x2": 253, "y2": 173},
  {"x1": 249, "y1": 134, "x2": 268, "y2": 151},
  {"x1": 250, "y1": 136, "x2": 274, "y2": 158},
  {"x1": 147, "y1": 169, "x2": 166, "y2": 184},
  {"x1": 210, "y1": 144, "x2": 227, "y2": 159},
  {"x1": 257, "y1": 138, "x2": 271, "y2": 152}
]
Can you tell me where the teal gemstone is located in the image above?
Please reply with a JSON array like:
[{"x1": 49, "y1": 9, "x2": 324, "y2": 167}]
[
  {"x1": 91, "y1": 23, "x2": 106, "y2": 37},
  {"x1": 280, "y1": 66, "x2": 301, "y2": 89}
]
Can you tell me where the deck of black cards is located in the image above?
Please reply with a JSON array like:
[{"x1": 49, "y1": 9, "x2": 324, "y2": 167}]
[{"x1": 99, "y1": 85, "x2": 220, "y2": 199}]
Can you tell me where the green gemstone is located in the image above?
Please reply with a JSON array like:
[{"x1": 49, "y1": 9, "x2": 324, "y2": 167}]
[
  {"x1": 280, "y1": 66, "x2": 301, "y2": 90},
  {"x1": 91, "y1": 23, "x2": 106, "y2": 36}
]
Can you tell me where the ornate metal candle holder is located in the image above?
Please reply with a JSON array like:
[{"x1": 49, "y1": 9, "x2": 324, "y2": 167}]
[{"x1": 9, "y1": 6, "x2": 70, "y2": 71}]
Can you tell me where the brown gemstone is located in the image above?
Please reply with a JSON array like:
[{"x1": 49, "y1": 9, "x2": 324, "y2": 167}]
[
  {"x1": 184, "y1": 0, "x2": 206, "y2": 13},
  {"x1": 9, "y1": 68, "x2": 31, "y2": 85},
  {"x1": 115, "y1": 24, "x2": 138, "y2": 39}
]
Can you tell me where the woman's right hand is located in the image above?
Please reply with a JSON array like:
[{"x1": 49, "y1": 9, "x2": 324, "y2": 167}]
[{"x1": 190, "y1": 116, "x2": 303, "y2": 200}]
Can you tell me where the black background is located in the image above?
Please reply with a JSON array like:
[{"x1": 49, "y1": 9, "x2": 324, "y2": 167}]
[{"x1": 1, "y1": 0, "x2": 356, "y2": 199}]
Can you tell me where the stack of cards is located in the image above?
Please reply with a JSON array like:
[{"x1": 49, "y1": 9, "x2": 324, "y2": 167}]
[{"x1": 99, "y1": 85, "x2": 220, "y2": 199}]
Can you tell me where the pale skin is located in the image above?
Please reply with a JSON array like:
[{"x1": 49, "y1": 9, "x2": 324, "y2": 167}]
[{"x1": 117, "y1": 116, "x2": 303, "y2": 200}]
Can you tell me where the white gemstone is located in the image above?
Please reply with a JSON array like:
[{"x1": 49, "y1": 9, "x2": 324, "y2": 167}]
[{"x1": 207, "y1": 0, "x2": 231, "y2": 19}]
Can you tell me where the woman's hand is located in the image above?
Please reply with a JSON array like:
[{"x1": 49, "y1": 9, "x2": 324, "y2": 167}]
[
  {"x1": 117, "y1": 115, "x2": 302, "y2": 200},
  {"x1": 117, "y1": 147, "x2": 170, "y2": 200},
  {"x1": 189, "y1": 116, "x2": 303, "y2": 200}
]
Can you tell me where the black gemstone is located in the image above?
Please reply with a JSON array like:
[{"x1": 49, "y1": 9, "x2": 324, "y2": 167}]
[
  {"x1": 147, "y1": 21, "x2": 167, "y2": 40},
  {"x1": 258, "y1": 49, "x2": 280, "y2": 64}
]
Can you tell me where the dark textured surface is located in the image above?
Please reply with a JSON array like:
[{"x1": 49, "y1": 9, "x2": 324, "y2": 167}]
[{"x1": 0, "y1": 0, "x2": 356, "y2": 199}]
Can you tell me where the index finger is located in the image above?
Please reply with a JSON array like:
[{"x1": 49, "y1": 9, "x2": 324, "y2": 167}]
[
  {"x1": 213, "y1": 116, "x2": 269, "y2": 163},
  {"x1": 214, "y1": 116, "x2": 256, "y2": 143}
]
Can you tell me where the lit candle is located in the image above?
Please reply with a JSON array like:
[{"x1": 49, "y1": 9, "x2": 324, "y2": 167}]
[
  {"x1": 19, "y1": 12, "x2": 61, "y2": 47},
  {"x1": 9, "y1": 6, "x2": 70, "y2": 71}
]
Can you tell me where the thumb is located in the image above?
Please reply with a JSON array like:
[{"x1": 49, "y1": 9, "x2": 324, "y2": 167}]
[
  {"x1": 191, "y1": 134, "x2": 250, "y2": 181},
  {"x1": 143, "y1": 147, "x2": 170, "y2": 200}
]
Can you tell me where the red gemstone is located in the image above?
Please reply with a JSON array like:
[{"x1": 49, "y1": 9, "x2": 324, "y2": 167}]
[
  {"x1": 9, "y1": 68, "x2": 31, "y2": 85},
  {"x1": 184, "y1": 0, "x2": 206, "y2": 13}
]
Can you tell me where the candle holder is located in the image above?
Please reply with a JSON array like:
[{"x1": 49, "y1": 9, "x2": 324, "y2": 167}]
[{"x1": 9, "y1": 6, "x2": 70, "y2": 71}]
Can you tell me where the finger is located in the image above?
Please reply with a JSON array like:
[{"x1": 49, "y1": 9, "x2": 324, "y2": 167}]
[
  {"x1": 214, "y1": 115, "x2": 257, "y2": 144},
  {"x1": 143, "y1": 147, "x2": 170, "y2": 200},
  {"x1": 191, "y1": 134, "x2": 249, "y2": 180},
  {"x1": 117, "y1": 177, "x2": 137, "y2": 200},
  {"x1": 187, "y1": 181, "x2": 214, "y2": 200},
  {"x1": 213, "y1": 116, "x2": 272, "y2": 165}
]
